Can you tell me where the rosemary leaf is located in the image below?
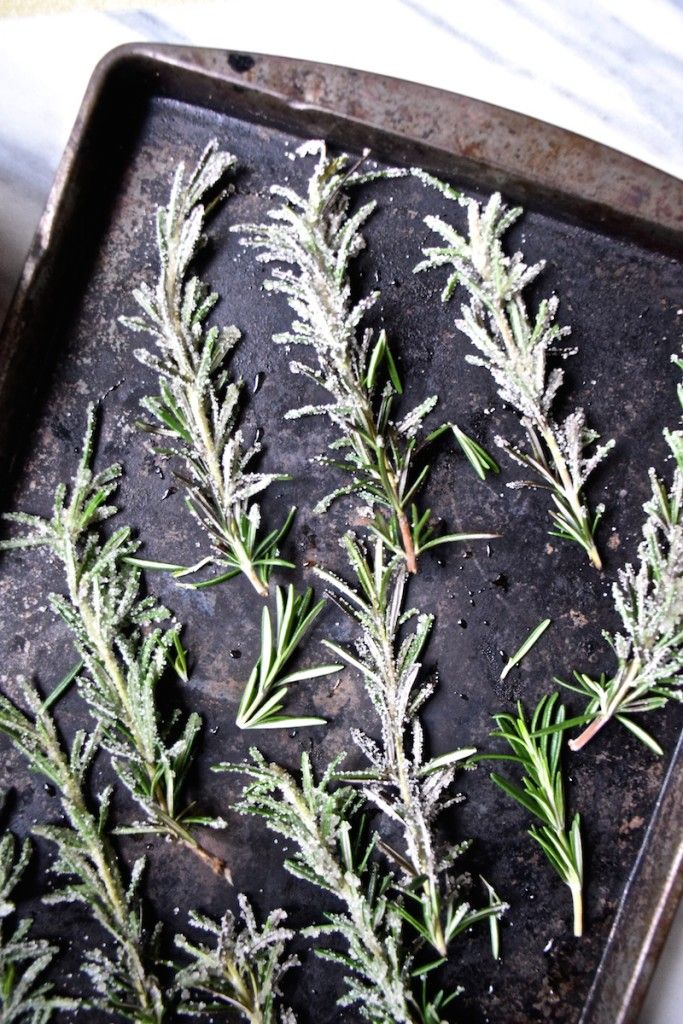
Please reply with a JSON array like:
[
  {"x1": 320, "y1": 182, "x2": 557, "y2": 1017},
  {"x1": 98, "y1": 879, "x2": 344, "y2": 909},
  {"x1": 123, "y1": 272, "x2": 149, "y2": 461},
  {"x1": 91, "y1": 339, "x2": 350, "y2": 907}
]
[
  {"x1": 120, "y1": 140, "x2": 292, "y2": 597},
  {"x1": 500, "y1": 619, "x2": 552, "y2": 681},
  {"x1": 489, "y1": 695, "x2": 583, "y2": 936},
  {"x1": 480, "y1": 876, "x2": 502, "y2": 961},
  {"x1": 40, "y1": 660, "x2": 82, "y2": 712},
  {"x1": 414, "y1": 175, "x2": 614, "y2": 569},
  {"x1": 452, "y1": 425, "x2": 500, "y2": 481}
]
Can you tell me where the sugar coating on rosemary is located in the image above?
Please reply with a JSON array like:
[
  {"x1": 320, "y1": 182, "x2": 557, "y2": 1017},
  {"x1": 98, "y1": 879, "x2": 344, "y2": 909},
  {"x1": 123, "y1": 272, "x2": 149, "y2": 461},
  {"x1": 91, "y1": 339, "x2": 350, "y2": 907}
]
[
  {"x1": 569, "y1": 428, "x2": 683, "y2": 754},
  {"x1": 489, "y1": 695, "x2": 584, "y2": 936},
  {"x1": 0, "y1": 820, "x2": 71, "y2": 1022},
  {"x1": 0, "y1": 681, "x2": 166, "y2": 1021},
  {"x1": 236, "y1": 141, "x2": 490, "y2": 574},
  {"x1": 0, "y1": 406, "x2": 229, "y2": 879},
  {"x1": 220, "y1": 749, "x2": 450, "y2": 1024},
  {"x1": 414, "y1": 175, "x2": 614, "y2": 569},
  {"x1": 317, "y1": 535, "x2": 506, "y2": 957},
  {"x1": 175, "y1": 895, "x2": 298, "y2": 1022},
  {"x1": 120, "y1": 139, "x2": 292, "y2": 597}
]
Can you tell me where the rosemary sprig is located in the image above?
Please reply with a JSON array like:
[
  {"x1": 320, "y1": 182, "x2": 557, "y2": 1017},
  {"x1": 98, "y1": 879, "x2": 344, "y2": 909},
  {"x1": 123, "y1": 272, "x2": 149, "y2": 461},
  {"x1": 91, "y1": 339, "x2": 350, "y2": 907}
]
[
  {"x1": 0, "y1": 826, "x2": 70, "y2": 1023},
  {"x1": 175, "y1": 896, "x2": 297, "y2": 1023},
  {"x1": 414, "y1": 175, "x2": 614, "y2": 569},
  {"x1": 0, "y1": 680, "x2": 166, "y2": 1021},
  {"x1": 237, "y1": 141, "x2": 489, "y2": 573},
  {"x1": 219, "y1": 749, "x2": 432, "y2": 1024},
  {"x1": 500, "y1": 618, "x2": 552, "y2": 681},
  {"x1": 120, "y1": 139, "x2": 291, "y2": 597},
  {"x1": 489, "y1": 694, "x2": 584, "y2": 936},
  {"x1": 0, "y1": 406, "x2": 229, "y2": 879},
  {"x1": 568, "y1": 428, "x2": 683, "y2": 753},
  {"x1": 316, "y1": 535, "x2": 505, "y2": 957},
  {"x1": 236, "y1": 585, "x2": 340, "y2": 730}
]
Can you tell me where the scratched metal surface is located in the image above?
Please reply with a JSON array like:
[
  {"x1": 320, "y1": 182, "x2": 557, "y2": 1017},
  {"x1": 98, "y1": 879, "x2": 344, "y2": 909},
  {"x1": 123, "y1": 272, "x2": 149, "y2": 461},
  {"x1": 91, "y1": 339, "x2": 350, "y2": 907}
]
[{"x1": 0, "y1": 49, "x2": 681, "y2": 1024}]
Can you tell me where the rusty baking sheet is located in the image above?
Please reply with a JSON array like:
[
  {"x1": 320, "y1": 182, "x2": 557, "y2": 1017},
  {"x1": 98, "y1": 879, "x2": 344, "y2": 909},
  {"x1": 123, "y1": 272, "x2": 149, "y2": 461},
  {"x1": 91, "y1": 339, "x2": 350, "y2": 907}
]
[{"x1": 0, "y1": 44, "x2": 682, "y2": 1024}]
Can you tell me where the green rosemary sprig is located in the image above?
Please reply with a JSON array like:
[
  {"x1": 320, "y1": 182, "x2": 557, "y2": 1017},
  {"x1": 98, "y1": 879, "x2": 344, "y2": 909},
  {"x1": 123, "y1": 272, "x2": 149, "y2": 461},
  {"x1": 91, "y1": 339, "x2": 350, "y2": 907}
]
[
  {"x1": 316, "y1": 535, "x2": 505, "y2": 957},
  {"x1": 0, "y1": 825, "x2": 71, "y2": 1023},
  {"x1": 0, "y1": 680, "x2": 166, "y2": 1021},
  {"x1": 219, "y1": 749, "x2": 440, "y2": 1024},
  {"x1": 0, "y1": 406, "x2": 229, "y2": 879},
  {"x1": 236, "y1": 585, "x2": 340, "y2": 730},
  {"x1": 120, "y1": 140, "x2": 291, "y2": 597},
  {"x1": 175, "y1": 896, "x2": 297, "y2": 1022},
  {"x1": 236, "y1": 141, "x2": 489, "y2": 573},
  {"x1": 568, "y1": 428, "x2": 683, "y2": 753},
  {"x1": 489, "y1": 694, "x2": 584, "y2": 936},
  {"x1": 414, "y1": 175, "x2": 614, "y2": 569}
]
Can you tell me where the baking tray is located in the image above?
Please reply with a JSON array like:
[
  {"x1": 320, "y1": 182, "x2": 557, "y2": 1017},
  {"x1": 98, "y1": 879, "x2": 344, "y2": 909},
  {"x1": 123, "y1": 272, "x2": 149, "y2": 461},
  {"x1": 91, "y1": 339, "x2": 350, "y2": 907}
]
[{"x1": 0, "y1": 44, "x2": 681, "y2": 1023}]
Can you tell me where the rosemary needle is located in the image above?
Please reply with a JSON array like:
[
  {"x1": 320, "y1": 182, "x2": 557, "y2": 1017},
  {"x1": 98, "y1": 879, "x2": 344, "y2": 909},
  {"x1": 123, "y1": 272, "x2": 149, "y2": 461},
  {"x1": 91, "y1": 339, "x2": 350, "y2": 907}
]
[
  {"x1": 452, "y1": 425, "x2": 500, "y2": 481},
  {"x1": 501, "y1": 619, "x2": 552, "y2": 680}
]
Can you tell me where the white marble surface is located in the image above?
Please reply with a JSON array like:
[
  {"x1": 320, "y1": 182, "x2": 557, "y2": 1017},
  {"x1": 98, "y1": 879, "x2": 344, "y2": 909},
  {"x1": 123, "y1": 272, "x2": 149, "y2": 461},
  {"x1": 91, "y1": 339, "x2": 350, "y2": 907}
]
[{"x1": 0, "y1": 2, "x2": 681, "y2": 1021}]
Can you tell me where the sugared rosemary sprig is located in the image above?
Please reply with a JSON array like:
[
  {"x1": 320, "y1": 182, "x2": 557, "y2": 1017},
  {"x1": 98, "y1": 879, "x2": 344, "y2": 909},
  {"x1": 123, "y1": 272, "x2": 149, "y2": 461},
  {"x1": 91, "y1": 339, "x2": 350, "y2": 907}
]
[
  {"x1": 489, "y1": 694, "x2": 584, "y2": 936},
  {"x1": 568, "y1": 428, "x2": 683, "y2": 753},
  {"x1": 0, "y1": 824, "x2": 71, "y2": 1023},
  {"x1": 0, "y1": 680, "x2": 166, "y2": 1021},
  {"x1": 120, "y1": 140, "x2": 291, "y2": 597},
  {"x1": 220, "y1": 750, "x2": 434, "y2": 1024},
  {"x1": 316, "y1": 535, "x2": 505, "y2": 957},
  {"x1": 415, "y1": 176, "x2": 614, "y2": 569},
  {"x1": 0, "y1": 406, "x2": 229, "y2": 879},
  {"x1": 236, "y1": 585, "x2": 340, "y2": 730},
  {"x1": 237, "y1": 141, "x2": 487, "y2": 573},
  {"x1": 175, "y1": 896, "x2": 298, "y2": 1022}
]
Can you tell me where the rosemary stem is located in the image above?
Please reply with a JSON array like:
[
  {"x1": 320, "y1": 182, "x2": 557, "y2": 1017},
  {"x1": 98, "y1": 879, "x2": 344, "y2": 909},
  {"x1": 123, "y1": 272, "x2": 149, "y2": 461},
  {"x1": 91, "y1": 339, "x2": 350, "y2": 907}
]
[
  {"x1": 230, "y1": 528, "x2": 269, "y2": 598},
  {"x1": 287, "y1": 780, "x2": 415, "y2": 1017},
  {"x1": 51, "y1": 730, "x2": 160, "y2": 1019},
  {"x1": 540, "y1": 425, "x2": 602, "y2": 570},
  {"x1": 379, "y1": 615, "x2": 443, "y2": 951},
  {"x1": 67, "y1": 535, "x2": 231, "y2": 880},
  {"x1": 183, "y1": 837, "x2": 232, "y2": 882},
  {"x1": 396, "y1": 508, "x2": 417, "y2": 575},
  {"x1": 570, "y1": 881, "x2": 583, "y2": 938},
  {"x1": 568, "y1": 714, "x2": 609, "y2": 752},
  {"x1": 491, "y1": 297, "x2": 601, "y2": 571},
  {"x1": 71, "y1": 582, "x2": 153, "y2": 769},
  {"x1": 367, "y1": 411, "x2": 417, "y2": 573},
  {"x1": 187, "y1": 389, "x2": 226, "y2": 510},
  {"x1": 186, "y1": 391, "x2": 269, "y2": 598},
  {"x1": 570, "y1": 659, "x2": 641, "y2": 751}
]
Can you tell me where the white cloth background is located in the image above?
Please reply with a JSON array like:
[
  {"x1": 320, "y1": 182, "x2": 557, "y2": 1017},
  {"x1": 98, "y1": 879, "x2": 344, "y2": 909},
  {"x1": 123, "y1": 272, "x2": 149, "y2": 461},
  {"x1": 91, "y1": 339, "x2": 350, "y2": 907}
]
[{"x1": 0, "y1": 3, "x2": 681, "y2": 1021}]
